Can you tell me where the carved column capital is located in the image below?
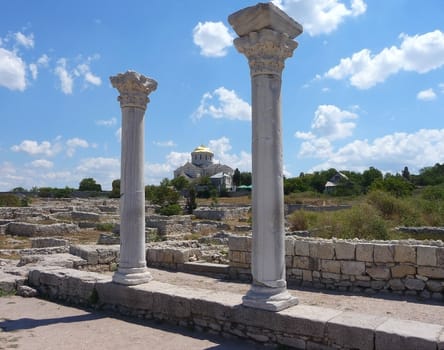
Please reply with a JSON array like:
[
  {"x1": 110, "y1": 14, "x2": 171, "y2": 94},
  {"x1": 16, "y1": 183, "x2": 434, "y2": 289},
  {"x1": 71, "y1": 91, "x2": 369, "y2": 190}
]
[
  {"x1": 234, "y1": 29, "x2": 298, "y2": 77},
  {"x1": 110, "y1": 70, "x2": 157, "y2": 110}
]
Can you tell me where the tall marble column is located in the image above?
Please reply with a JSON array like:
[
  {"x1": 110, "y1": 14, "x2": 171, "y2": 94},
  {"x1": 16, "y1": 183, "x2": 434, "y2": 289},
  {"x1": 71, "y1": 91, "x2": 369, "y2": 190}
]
[
  {"x1": 110, "y1": 70, "x2": 157, "y2": 285},
  {"x1": 229, "y1": 3, "x2": 303, "y2": 311}
]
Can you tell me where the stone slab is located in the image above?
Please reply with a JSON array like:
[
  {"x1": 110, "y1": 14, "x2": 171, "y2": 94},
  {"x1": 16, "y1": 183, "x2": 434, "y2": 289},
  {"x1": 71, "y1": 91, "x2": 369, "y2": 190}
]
[
  {"x1": 326, "y1": 311, "x2": 387, "y2": 350},
  {"x1": 376, "y1": 318, "x2": 443, "y2": 350}
]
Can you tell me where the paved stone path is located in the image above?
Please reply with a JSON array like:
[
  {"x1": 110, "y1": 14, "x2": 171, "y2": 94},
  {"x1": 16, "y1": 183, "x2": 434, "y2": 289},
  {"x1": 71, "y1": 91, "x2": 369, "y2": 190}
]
[{"x1": 0, "y1": 296, "x2": 262, "y2": 350}]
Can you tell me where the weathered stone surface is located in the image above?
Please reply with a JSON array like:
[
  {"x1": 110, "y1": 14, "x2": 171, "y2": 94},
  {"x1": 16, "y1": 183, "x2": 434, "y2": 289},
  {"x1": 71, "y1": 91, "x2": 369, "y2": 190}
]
[
  {"x1": 394, "y1": 245, "x2": 416, "y2": 264},
  {"x1": 318, "y1": 242, "x2": 334, "y2": 259},
  {"x1": 374, "y1": 245, "x2": 394, "y2": 263},
  {"x1": 0, "y1": 271, "x2": 25, "y2": 293},
  {"x1": 327, "y1": 312, "x2": 386, "y2": 350},
  {"x1": 285, "y1": 238, "x2": 295, "y2": 256},
  {"x1": 388, "y1": 279, "x2": 405, "y2": 291},
  {"x1": 418, "y1": 267, "x2": 444, "y2": 279},
  {"x1": 17, "y1": 285, "x2": 38, "y2": 297},
  {"x1": 356, "y1": 243, "x2": 373, "y2": 262},
  {"x1": 72, "y1": 211, "x2": 100, "y2": 222},
  {"x1": 321, "y1": 259, "x2": 341, "y2": 274},
  {"x1": 293, "y1": 256, "x2": 310, "y2": 269},
  {"x1": 18, "y1": 253, "x2": 87, "y2": 269},
  {"x1": 437, "y1": 248, "x2": 444, "y2": 267},
  {"x1": 426, "y1": 280, "x2": 443, "y2": 293},
  {"x1": 294, "y1": 240, "x2": 309, "y2": 256},
  {"x1": 30, "y1": 237, "x2": 69, "y2": 248},
  {"x1": 417, "y1": 246, "x2": 437, "y2": 266},
  {"x1": 391, "y1": 264, "x2": 416, "y2": 278},
  {"x1": 228, "y1": 236, "x2": 251, "y2": 252},
  {"x1": 404, "y1": 278, "x2": 425, "y2": 291},
  {"x1": 376, "y1": 318, "x2": 442, "y2": 350},
  {"x1": 341, "y1": 261, "x2": 365, "y2": 275},
  {"x1": 335, "y1": 242, "x2": 355, "y2": 260},
  {"x1": 6, "y1": 222, "x2": 79, "y2": 237},
  {"x1": 367, "y1": 267, "x2": 391, "y2": 280}
]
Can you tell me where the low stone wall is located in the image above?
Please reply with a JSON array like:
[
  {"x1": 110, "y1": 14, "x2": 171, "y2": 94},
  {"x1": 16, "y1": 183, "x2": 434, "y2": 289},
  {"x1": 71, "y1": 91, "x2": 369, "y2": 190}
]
[
  {"x1": 69, "y1": 245, "x2": 120, "y2": 271},
  {"x1": 229, "y1": 236, "x2": 444, "y2": 300},
  {"x1": 286, "y1": 204, "x2": 352, "y2": 214},
  {"x1": 146, "y1": 215, "x2": 192, "y2": 237},
  {"x1": 27, "y1": 267, "x2": 444, "y2": 349},
  {"x1": 5, "y1": 222, "x2": 79, "y2": 237},
  {"x1": 30, "y1": 237, "x2": 69, "y2": 248},
  {"x1": 193, "y1": 207, "x2": 250, "y2": 221}
]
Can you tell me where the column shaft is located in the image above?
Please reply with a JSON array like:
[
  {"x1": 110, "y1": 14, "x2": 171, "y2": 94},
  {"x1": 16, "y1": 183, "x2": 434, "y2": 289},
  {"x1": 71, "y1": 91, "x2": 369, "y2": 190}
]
[{"x1": 110, "y1": 70, "x2": 157, "y2": 285}]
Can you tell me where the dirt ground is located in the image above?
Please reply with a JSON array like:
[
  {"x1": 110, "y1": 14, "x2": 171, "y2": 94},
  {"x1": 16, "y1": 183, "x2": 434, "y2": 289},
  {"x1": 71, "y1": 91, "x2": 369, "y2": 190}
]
[{"x1": 148, "y1": 268, "x2": 444, "y2": 325}]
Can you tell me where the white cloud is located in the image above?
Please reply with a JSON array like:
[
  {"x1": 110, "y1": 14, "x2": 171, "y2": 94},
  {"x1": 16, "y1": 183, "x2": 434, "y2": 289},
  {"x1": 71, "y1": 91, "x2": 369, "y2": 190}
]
[
  {"x1": 273, "y1": 0, "x2": 366, "y2": 36},
  {"x1": 29, "y1": 159, "x2": 54, "y2": 169},
  {"x1": 0, "y1": 48, "x2": 27, "y2": 91},
  {"x1": 11, "y1": 140, "x2": 62, "y2": 157},
  {"x1": 193, "y1": 87, "x2": 251, "y2": 121},
  {"x1": 325, "y1": 30, "x2": 444, "y2": 89},
  {"x1": 208, "y1": 137, "x2": 252, "y2": 171},
  {"x1": 66, "y1": 138, "x2": 89, "y2": 157},
  {"x1": 54, "y1": 56, "x2": 101, "y2": 94},
  {"x1": 29, "y1": 63, "x2": 38, "y2": 80},
  {"x1": 193, "y1": 21, "x2": 234, "y2": 57},
  {"x1": 37, "y1": 54, "x2": 49, "y2": 66},
  {"x1": 153, "y1": 140, "x2": 176, "y2": 147},
  {"x1": 55, "y1": 58, "x2": 74, "y2": 94},
  {"x1": 417, "y1": 88, "x2": 436, "y2": 101},
  {"x1": 439, "y1": 83, "x2": 444, "y2": 93},
  {"x1": 76, "y1": 157, "x2": 120, "y2": 190},
  {"x1": 115, "y1": 127, "x2": 122, "y2": 143},
  {"x1": 307, "y1": 129, "x2": 444, "y2": 174},
  {"x1": 14, "y1": 32, "x2": 34, "y2": 49},
  {"x1": 96, "y1": 117, "x2": 117, "y2": 127},
  {"x1": 297, "y1": 104, "x2": 358, "y2": 142},
  {"x1": 75, "y1": 63, "x2": 101, "y2": 86}
]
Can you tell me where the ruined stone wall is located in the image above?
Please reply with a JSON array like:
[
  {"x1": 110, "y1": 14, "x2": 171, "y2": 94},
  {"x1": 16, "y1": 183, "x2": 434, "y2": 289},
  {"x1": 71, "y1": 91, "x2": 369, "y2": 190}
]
[
  {"x1": 146, "y1": 215, "x2": 192, "y2": 236},
  {"x1": 193, "y1": 207, "x2": 250, "y2": 221},
  {"x1": 229, "y1": 236, "x2": 444, "y2": 300}
]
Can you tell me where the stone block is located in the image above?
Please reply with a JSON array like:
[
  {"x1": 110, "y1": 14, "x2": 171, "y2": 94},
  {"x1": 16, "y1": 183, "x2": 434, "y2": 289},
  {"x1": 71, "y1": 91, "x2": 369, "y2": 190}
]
[
  {"x1": 404, "y1": 278, "x2": 425, "y2": 291},
  {"x1": 388, "y1": 279, "x2": 405, "y2": 291},
  {"x1": 375, "y1": 318, "x2": 442, "y2": 350},
  {"x1": 302, "y1": 270, "x2": 313, "y2": 281},
  {"x1": 293, "y1": 256, "x2": 310, "y2": 269},
  {"x1": 318, "y1": 242, "x2": 334, "y2": 259},
  {"x1": 295, "y1": 240, "x2": 310, "y2": 256},
  {"x1": 341, "y1": 261, "x2": 365, "y2": 275},
  {"x1": 285, "y1": 238, "x2": 295, "y2": 256},
  {"x1": 391, "y1": 264, "x2": 416, "y2": 278},
  {"x1": 321, "y1": 259, "x2": 341, "y2": 274},
  {"x1": 356, "y1": 243, "x2": 374, "y2": 262},
  {"x1": 285, "y1": 254, "x2": 293, "y2": 268},
  {"x1": 366, "y1": 266, "x2": 390, "y2": 280},
  {"x1": 418, "y1": 267, "x2": 444, "y2": 279},
  {"x1": 231, "y1": 250, "x2": 241, "y2": 263},
  {"x1": 327, "y1": 312, "x2": 386, "y2": 350},
  {"x1": 322, "y1": 272, "x2": 341, "y2": 281},
  {"x1": 426, "y1": 280, "x2": 443, "y2": 293},
  {"x1": 374, "y1": 245, "x2": 394, "y2": 263},
  {"x1": 309, "y1": 241, "x2": 319, "y2": 258},
  {"x1": 417, "y1": 246, "x2": 437, "y2": 266},
  {"x1": 335, "y1": 242, "x2": 355, "y2": 260},
  {"x1": 437, "y1": 248, "x2": 444, "y2": 267},
  {"x1": 228, "y1": 236, "x2": 251, "y2": 252},
  {"x1": 394, "y1": 245, "x2": 416, "y2": 264}
]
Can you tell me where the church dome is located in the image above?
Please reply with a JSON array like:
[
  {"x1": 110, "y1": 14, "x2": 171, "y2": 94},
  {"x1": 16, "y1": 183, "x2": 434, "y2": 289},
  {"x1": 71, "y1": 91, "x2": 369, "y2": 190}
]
[
  {"x1": 193, "y1": 145, "x2": 213, "y2": 154},
  {"x1": 191, "y1": 145, "x2": 213, "y2": 167}
]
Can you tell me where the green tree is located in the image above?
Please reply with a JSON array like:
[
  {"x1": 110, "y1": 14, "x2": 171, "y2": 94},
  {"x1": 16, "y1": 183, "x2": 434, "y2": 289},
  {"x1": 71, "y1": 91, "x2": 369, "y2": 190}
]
[
  {"x1": 79, "y1": 178, "x2": 102, "y2": 192},
  {"x1": 110, "y1": 179, "x2": 121, "y2": 198},
  {"x1": 171, "y1": 176, "x2": 188, "y2": 192},
  {"x1": 361, "y1": 167, "x2": 383, "y2": 193},
  {"x1": 233, "y1": 168, "x2": 241, "y2": 187},
  {"x1": 402, "y1": 166, "x2": 411, "y2": 181},
  {"x1": 240, "y1": 172, "x2": 252, "y2": 186}
]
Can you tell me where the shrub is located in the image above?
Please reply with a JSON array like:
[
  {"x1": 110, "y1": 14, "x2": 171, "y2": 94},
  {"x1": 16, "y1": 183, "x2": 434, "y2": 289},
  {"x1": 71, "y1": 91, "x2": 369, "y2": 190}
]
[
  {"x1": 157, "y1": 204, "x2": 182, "y2": 216},
  {"x1": 0, "y1": 194, "x2": 21, "y2": 207},
  {"x1": 287, "y1": 210, "x2": 318, "y2": 231}
]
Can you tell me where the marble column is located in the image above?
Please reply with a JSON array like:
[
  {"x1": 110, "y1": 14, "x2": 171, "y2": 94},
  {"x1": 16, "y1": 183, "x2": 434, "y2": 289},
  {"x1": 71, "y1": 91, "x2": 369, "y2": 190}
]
[
  {"x1": 110, "y1": 70, "x2": 157, "y2": 285},
  {"x1": 229, "y1": 3, "x2": 303, "y2": 311}
]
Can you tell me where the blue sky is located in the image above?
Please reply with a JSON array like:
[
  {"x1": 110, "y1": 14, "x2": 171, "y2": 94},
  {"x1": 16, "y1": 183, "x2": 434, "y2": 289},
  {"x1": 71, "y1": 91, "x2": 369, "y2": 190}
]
[{"x1": 1, "y1": 0, "x2": 443, "y2": 191}]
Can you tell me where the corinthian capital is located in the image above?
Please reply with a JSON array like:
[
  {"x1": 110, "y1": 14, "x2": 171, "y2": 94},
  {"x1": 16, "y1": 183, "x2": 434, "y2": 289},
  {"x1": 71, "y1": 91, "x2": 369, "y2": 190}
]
[
  {"x1": 110, "y1": 70, "x2": 157, "y2": 110},
  {"x1": 234, "y1": 29, "x2": 298, "y2": 77}
]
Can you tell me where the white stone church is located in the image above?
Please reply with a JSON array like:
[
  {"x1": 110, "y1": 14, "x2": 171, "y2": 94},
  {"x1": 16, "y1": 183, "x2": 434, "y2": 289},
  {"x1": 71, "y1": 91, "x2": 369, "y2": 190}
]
[{"x1": 173, "y1": 145, "x2": 234, "y2": 190}]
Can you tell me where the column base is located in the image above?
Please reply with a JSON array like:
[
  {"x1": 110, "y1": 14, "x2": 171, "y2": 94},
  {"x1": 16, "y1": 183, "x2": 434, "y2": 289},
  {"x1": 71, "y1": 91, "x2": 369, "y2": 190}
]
[
  {"x1": 242, "y1": 284, "x2": 298, "y2": 312},
  {"x1": 112, "y1": 267, "x2": 152, "y2": 285}
]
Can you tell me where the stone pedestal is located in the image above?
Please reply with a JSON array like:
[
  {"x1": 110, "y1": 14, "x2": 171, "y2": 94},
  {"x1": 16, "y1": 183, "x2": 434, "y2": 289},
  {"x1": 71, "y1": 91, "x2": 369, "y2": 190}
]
[
  {"x1": 229, "y1": 3, "x2": 303, "y2": 311},
  {"x1": 110, "y1": 71, "x2": 157, "y2": 285}
]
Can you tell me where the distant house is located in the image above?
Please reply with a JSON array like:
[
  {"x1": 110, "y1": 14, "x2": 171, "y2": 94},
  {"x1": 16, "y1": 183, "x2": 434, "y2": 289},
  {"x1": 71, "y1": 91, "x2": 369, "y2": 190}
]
[
  {"x1": 324, "y1": 172, "x2": 349, "y2": 194},
  {"x1": 174, "y1": 145, "x2": 234, "y2": 191}
]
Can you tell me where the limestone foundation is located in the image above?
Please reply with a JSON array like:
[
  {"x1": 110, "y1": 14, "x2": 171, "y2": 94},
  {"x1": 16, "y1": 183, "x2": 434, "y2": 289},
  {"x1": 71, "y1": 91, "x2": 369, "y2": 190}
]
[
  {"x1": 229, "y1": 3, "x2": 303, "y2": 311},
  {"x1": 110, "y1": 70, "x2": 157, "y2": 285}
]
